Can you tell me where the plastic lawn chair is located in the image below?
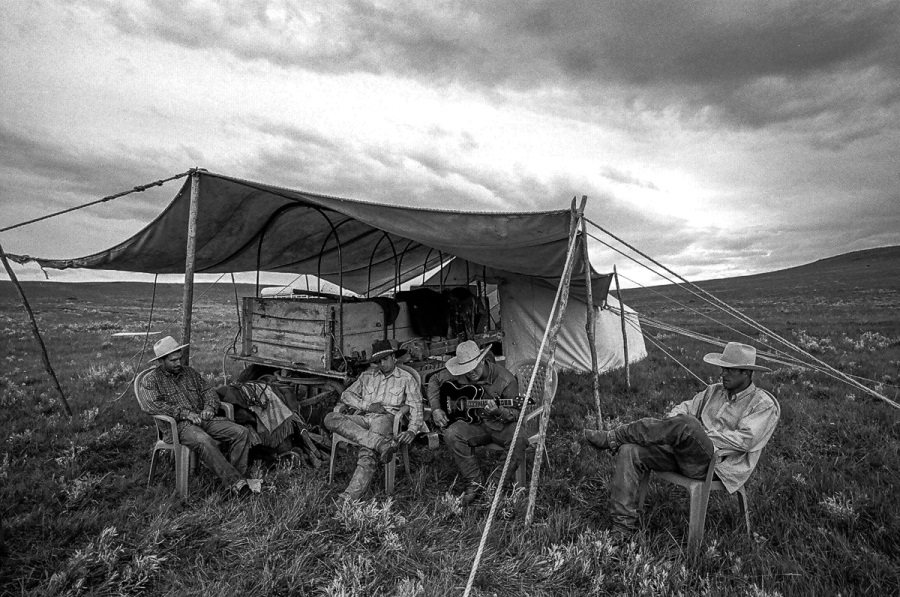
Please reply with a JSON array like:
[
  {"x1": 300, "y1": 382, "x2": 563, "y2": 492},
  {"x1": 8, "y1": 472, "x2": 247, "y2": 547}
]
[
  {"x1": 636, "y1": 452, "x2": 751, "y2": 549},
  {"x1": 133, "y1": 367, "x2": 234, "y2": 499},
  {"x1": 484, "y1": 359, "x2": 558, "y2": 486}
]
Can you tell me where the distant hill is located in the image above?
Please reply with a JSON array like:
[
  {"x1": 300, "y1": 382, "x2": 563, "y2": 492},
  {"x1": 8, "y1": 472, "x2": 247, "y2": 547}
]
[
  {"x1": 3, "y1": 245, "x2": 897, "y2": 307},
  {"x1": 0, "y1": 280, "x2": 261, "y2": 305},
  {"x1": 741, "y1": 244, "x2": 900, "y2": 284},
  {"x1": 621, "y1": 244, "x2": 899, "y2": 306}
]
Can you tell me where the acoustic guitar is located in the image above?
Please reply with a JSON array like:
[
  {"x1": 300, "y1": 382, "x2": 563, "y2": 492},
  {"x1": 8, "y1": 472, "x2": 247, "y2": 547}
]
[{"x1": 438, "y1": 380, "x2": 531, "y2": 425}]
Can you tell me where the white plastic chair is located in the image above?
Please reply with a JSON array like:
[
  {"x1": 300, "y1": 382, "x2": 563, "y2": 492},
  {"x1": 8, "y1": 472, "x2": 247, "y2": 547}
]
[
  {"x1": 134, "y1": 367, "x2": 234, "y2": 499},
  {"x1": 636, "y1": 452, "x2": 751, "y2": 549},
  {"x1": 484, "y1": 359, "x2": 558, "y2": 486}
]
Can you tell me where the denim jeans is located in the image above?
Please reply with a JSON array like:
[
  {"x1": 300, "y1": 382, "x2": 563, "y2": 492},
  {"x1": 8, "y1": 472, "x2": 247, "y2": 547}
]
[
  {"x1": 324, "y1": 411, "x2": 394, "y2": 500},
  {"x1": 443, "y1": 419, "x2": 527, "y2": 486},
  {"x1": 179, "y1": 419, "x2": 252, "y2": 487},
  {"x1": 609, "y1": 414, "x2": 714, "y2": 531}
]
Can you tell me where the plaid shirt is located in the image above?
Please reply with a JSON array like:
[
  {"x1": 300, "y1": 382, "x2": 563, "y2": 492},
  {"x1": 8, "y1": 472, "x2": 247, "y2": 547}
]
[
  {"x1": 341, "y1": 365, "x2": 426, "y2": 434},
  {"x1": 141, "y1": 365, "x2": 223, "y2": 434},
  {"x1": 669, "y1": 382, "x2": 780, "y2": 493}
]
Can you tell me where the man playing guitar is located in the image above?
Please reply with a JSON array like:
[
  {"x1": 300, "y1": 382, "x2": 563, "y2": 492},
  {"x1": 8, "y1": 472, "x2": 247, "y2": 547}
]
[{"x1": 427, "y1": 340, "x2": 526, "y2": 507}]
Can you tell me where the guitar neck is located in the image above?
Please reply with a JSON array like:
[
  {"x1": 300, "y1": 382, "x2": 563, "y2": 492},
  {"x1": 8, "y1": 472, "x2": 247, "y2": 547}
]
[{"x1": 458, "y1": 399, "x2": 518, "y2": 409}]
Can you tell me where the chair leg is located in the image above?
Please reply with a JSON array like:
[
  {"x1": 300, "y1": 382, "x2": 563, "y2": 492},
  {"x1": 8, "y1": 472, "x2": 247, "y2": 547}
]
[
  {"x1": 175, "y1": 446, "x2": 191, "y2": 499},
  {"x1": 636, "y1": 470, "x2": 651, "y2": 510},
  {"x1": 401, "y1": 444, "x2": 411, "y2": 478},
  {"x1": 687, "y1": 485, "x2": 712, "y2": 550},
  {"x1": 516, "y1": 459, "x2": 526, "y2": 487},
  {"x1": 384, "y1": 455, "x2": 396, "y2": 496},
  {"x1": 148, "y1": 448, "x2": 161, "y2": 486},
  {"x1": 737, "y1": 488, "x2": 751, "y2": 536},
  {"x1": 328, "y1": 438, "x2": 340, "y2": 484}
]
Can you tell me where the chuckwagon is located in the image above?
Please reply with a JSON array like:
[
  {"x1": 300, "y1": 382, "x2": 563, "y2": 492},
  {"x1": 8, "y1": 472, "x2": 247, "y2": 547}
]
[{"x1": 238, "y1": 289, "x2": 503, "y2": 382}]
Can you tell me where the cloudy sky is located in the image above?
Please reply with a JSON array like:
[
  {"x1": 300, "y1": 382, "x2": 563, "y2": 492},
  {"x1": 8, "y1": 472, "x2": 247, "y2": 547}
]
[{"x1": 2, "y1": 0, "x2": 898, "y2": 287}]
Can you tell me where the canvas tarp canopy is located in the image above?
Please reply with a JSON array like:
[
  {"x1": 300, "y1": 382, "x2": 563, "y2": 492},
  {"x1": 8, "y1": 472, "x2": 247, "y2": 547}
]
[
  {"x1": 13, "y1": 171, "x2": 602, "y2": 298},
  {"x1": 11, "y1": 170, "x2": 645, "y2": 372}
]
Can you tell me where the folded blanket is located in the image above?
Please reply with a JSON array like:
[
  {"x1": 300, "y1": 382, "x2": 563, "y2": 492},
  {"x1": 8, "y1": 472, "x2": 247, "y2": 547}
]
[{"x1": 238, "y1": 382, "x2": 303, "y2": 448}]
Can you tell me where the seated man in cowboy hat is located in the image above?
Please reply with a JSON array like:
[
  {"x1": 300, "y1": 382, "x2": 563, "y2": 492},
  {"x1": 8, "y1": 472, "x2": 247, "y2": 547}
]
[
  {"x1": 427, "y1": 340, "x2": 525, "y2": 506},
  {"x1": 141, "y1": 336, "x2": 257, "y2": 497},
  {"x1": 324, "y1": 339, "x2": 427, "y2": 502},
  {"x1": 584, "y1": 342, "x2": 780, "y2": 537}
]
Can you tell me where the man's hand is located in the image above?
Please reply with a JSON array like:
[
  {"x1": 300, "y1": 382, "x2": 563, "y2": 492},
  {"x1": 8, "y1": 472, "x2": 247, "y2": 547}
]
[
  {"x1": 368, "y1": 402, "x2": 388, "y2": 414},
  {"x1": 186, "y1": 412, "x2": 202, "y2": 425},
  {"x1": 432, "y1": 408, "x2": 449, "y2": 428},
  {"x1": 482, "y1": 399, "x2": 499, "y2": 414},
  {"x1": 396, "y1": 430, "x2": 416, "y2": 444},
  {"x1": 200, "y1": 408, "x2": 215, "y2": 421}
]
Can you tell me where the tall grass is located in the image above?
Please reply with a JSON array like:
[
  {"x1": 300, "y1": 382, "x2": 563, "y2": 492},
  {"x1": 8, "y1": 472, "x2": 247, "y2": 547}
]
[{"x1": 1, "y1": 271, "x2": 898, "y2": 596}]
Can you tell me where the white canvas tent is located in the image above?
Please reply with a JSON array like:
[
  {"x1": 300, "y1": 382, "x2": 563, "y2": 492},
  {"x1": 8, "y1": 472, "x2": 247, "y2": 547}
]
[
  {"x1": 421, "y1": 257, "x2": 646, "y2": 372},
  {"x1": 500, "y1": 275, "x2": 646, "y2": 372}
]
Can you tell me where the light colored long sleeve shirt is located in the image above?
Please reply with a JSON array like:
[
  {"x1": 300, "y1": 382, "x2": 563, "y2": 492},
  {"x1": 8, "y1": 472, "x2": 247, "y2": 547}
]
[
  {"x1": 341, "y1": 365, "x2": 427, "y2": 434},
  {"x1": 668, "y1": 382, "x2": 780, "y2": 493}
]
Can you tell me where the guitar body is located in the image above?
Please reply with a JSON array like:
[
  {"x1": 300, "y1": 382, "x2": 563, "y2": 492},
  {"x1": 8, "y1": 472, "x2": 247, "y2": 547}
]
[
  {"x1": 439, "y1": 380, "x2": 488, "y2": 424},
  {"x1": 438, "y1": 380, "x2": 529, "y2": 425}
]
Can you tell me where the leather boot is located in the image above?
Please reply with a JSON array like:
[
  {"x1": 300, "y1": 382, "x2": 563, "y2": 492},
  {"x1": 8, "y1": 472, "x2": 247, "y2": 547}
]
[
  {"x1": 460, "y1": 483, "x2": 482, "y2": 507},
  {"x1": 375, "y1": 437, "x2": 399, "y2": 464},
  {"x1": 584, "y1": 429, "x2": 612, "y2": 451}
]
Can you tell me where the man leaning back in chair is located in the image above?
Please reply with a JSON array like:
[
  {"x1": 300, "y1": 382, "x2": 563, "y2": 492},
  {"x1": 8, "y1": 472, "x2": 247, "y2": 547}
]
[
  {"x1": 584, "y1": 342, "x2": 780, "y2": 538},
  {"x1": 324, "y1": 339, "x2": 426, "y2": 503},
  {"x1": 142, "y1": 336, "x2": 257, "y2": 498}
]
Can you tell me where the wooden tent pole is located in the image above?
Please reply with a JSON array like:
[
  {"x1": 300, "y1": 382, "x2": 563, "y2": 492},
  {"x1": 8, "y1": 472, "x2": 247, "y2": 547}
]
[
  {"x1": 524, "y1": 196, "x2": 584, "y2": 525},
  {"x1": 580, "y1": 216, "x2": 601, "y2": 424},
  {"x1": 0, "y1": 241, "x2": 73, "y2": 416},
  {"x1": 614, "y1": 265, "x2": 630, "y2": 390},
  {"x1": 181, "y1": 172, "x2": 200, "y2": 366},
  {"x1": 464, "y1": 198, "x2": 585, "y2": 597}
]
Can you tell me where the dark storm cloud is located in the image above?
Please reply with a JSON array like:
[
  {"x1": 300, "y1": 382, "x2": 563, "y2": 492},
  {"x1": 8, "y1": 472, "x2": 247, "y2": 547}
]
[
  {"x1": 91, "y1": 0, "x2": 900, "y2": 131},
  {"x1": 242, "y1": 119, "x2": 562, "y2": 212},
  {"x1": 0, "y1": 121, "x2": 187, "y2": 225}
]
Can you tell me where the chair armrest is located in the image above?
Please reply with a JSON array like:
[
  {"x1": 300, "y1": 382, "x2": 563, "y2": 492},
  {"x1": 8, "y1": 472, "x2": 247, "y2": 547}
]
[
  {"x1": 524, "y1": 405, "x2": 544, "y2": 423},
  {"x1": 392, "y1": 405, "x2": 411, "y2": 435},
  {"x1": 220, "y1": 403, "x2": 234, "y2": 420},
  {"x1": 704, "y1": 450, "x2": 723, "y2": 485},
  {"x1": 152, "y1": 414, "x2": 180, "y2": 445}
]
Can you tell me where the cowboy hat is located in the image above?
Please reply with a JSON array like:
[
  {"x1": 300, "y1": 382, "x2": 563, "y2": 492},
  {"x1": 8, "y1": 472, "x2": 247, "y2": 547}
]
[
  {"x1": 365, "y1": 339, "x2": 407, "y2": 363},
  {"x1": 446, "y1": 340, "x2": 492, "y2": 376},
  {"x1": 149, "y1": 336, "x2": 189, "y2": 363},
  {"x1": 703, "y1": 342, "x2": 771, "y2": 372}
]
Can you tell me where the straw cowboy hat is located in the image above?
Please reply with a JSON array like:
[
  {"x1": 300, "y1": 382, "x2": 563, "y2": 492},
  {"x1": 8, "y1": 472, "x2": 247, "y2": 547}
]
[
  {"x1": 149, "y1": 336, "x2": 189, "y2": 363},
  {"x1": 365, "y1": 339, "x2": 407, "y2": 364},
  {"x1": 446, "y1": 340, "x2": 492, "y2": 376},
  {"x1": 703, "y1": 342, "x2": 771, "y2": 372}
]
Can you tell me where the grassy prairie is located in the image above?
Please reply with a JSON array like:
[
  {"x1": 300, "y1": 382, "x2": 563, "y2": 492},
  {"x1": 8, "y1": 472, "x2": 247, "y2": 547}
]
[{"x1": 1, "y1": 246, "x2": 898, "y2": 596}]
